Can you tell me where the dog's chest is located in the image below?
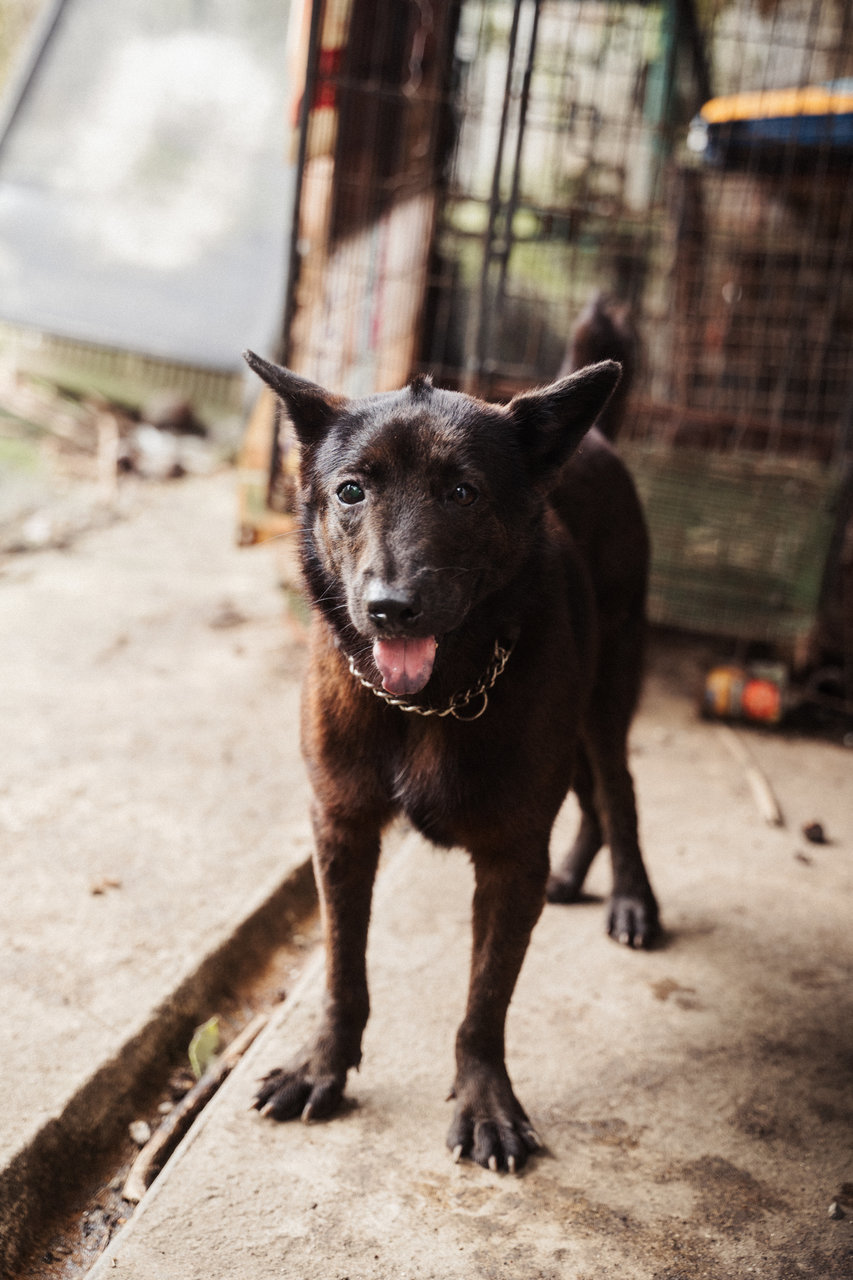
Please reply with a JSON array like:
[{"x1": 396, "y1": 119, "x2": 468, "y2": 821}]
[
  {"x1": 387, "y1": 722, "x2": 480, "y2": 845},
  {"x1": 388, "y1": 715, "x2": 545, "y2": 850}
]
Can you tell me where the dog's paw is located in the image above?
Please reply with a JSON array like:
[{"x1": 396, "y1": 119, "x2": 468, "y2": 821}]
[
  {"x1": 253, "y1": 1062, "x2": 346, "y2": 1123},
  {"x1": 607, "y1": 892, "x2": 660, "y2": 949},
  {"x1": 446, "y1": 1068, "x2": 541, "y2": 1173}
]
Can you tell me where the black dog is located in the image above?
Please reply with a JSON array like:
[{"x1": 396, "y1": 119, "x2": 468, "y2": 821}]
[{"x1": 244, "y1": 349, "x2": 659, "y2": 1171}]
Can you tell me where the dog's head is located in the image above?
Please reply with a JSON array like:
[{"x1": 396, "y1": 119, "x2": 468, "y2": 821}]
[{"x1": 244, "y1": 352, "x2": 619, "y2": 695}]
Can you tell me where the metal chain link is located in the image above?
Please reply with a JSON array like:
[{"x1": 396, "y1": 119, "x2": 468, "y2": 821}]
[{"x1": 347, "y1": 639, "x2": 515, "y2": 721}]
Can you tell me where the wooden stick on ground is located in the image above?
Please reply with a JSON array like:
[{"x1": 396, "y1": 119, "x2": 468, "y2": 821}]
[
  {"x1": 717, "y1": 725, "x2": 785, "y2": 828},
  {"x1": 123, "y1": 1011, "x2": 269, "y2": 1205}
]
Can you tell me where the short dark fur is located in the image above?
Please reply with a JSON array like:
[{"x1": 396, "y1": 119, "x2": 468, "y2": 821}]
[{"x1": 244, "y1": 349, "x2": 659, "y2": 1172}]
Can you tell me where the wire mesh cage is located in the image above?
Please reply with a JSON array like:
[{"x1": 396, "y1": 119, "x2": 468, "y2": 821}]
[
  {"x1": 274, "y1": 0, "x2": 853, "y2": 678},
  {"x1": 422, "y1": 0, "x2": 853, "y2": 451}
]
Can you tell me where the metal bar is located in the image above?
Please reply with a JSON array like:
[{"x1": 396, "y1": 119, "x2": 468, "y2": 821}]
[
  {"x1": 268, "y1": 0, "x2": 328, "y2": 509},
  {"x1": 467, "y1": 0, "x2": 524, "y2": 394},
  {"x1": 493, "y1": 0, "x2": 542, "y2": 323},
  {"x1": 279, "y1": 0, "x2": 327, "y2": 367},
  {"x1": 673, "y1": 0, "x2": 712, "y2": 108}
]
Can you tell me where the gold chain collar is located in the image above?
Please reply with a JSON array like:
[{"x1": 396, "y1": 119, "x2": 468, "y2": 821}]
[{"x1": 346, "y1": 638, "x2": 515, "y2": 722}]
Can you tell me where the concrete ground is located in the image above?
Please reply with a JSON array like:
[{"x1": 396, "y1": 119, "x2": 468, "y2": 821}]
[
  {"x1": 2, "y1": 470, "x2": 852, "y2": 1278},
  {"x1": 0, "y1": 471, "x2": 314, "y2": 1271}
]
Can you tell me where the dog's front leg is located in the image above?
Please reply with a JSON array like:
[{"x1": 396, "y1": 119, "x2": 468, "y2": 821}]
[
  {"x1": 254, "y1": 806, "x2": 380, "y2": 1123},
  {"x1": 447, "y1": 846, "x2": 548, "y2": 1172}
]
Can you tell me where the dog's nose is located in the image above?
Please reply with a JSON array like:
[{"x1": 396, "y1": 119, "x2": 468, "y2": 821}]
[{"x1": 365, "y1": 584, "x2": 422, "y2": 632}]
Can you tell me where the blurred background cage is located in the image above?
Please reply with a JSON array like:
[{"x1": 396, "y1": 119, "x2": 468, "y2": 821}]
[{"x1": 263, "y1": 0, "x2": 853, "y2": 704}]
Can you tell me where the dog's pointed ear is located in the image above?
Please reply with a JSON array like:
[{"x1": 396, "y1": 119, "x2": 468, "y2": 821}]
[
  {"x1": 243, "y1": 350, "x2": 344, "y2": 446},
  {"x1": 508, "y1": 360, "x2": 622, "y2": 477}
]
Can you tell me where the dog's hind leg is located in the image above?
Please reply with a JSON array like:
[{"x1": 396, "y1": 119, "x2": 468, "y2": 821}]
[
  {"x1": 447, "y1": 844, "x2": 549, "y2": 1172},
  {"x1": 547, "y1": 607, "x2": 659, "y2": 947},
  {"x1": 254, "y1": 808, "x2": 381, "y2": 1123},
  {"x1": 586, "y1": 724, "x2": 659, "y2": 948},
  {"x1": 583, "y1": 614, "x2": 659, "y2": 948},
  {"x1": 546, "y1": 746, "x2": 603, "y2": 903}
]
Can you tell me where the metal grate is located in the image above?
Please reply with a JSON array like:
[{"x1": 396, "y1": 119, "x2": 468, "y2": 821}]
[
  {"x1": 280, "y1": 0, "x2": 853, "y2": 662},
  {"x1": 414, "y1": 0, "x2": 853, "y2": 656},
  {"x1": 423, "y1": 0, "x2": 853, "y2": 467}
]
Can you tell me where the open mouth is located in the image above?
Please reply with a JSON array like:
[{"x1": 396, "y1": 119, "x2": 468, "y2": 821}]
[{"x1": 372, "y1": 636, "x2": 437, "y2": 696}]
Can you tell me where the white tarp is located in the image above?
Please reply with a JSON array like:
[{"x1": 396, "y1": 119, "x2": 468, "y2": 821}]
[{"x1": 0, "y1": 0, "x2": 294, "y2": 369}]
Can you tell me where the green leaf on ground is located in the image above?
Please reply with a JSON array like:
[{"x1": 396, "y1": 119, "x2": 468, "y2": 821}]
[{"x1": 188, "y1": 1016, "x2": 220, "y2": 1079}]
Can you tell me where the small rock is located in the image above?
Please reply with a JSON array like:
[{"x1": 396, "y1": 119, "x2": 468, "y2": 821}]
[
  {"x1": 208, "y1": 600, "x2": 248, "y2": 629},
  {"x1": 129, "y1": 1120, "x2": 152, "y2": 1147},
  {"x1": 90, "y1": 876, "x2": 122, "y2": 895},
  {"x1": 828, "y1": 1200, "x2": 845, "y2": 1220},
  {"x1": 168, "y1": 1067, "x2": 196, "y2": 1099},
  {"x1": 802, "y1": 821, "x2": 828, "y2": 844}
]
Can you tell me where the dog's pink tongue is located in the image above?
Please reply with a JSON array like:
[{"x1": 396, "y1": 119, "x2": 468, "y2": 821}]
[{"x1": 373, "y1": 636, "x2": 437, "y2": 696}]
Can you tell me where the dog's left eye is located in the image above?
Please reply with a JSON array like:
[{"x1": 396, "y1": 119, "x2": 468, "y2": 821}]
[
  {"x1": 451, "y1": 483, "x2": 478, "y2": 507},
  {"x1": 337, "y1": 481, "x2": 365, "y2": 505}
]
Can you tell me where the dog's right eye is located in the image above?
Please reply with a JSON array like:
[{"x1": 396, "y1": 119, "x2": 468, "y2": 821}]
[
  {"x1": 450, "y1": 483, "x2": 478, "y2": 507},
  {"x1": 337, "y1": 481, "x2": 365, "y2": 506}
]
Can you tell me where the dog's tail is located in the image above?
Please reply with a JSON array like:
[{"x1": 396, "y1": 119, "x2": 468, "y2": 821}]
[{"x1": 559, "y1": 293, "x2": 636, "y2": 441}]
